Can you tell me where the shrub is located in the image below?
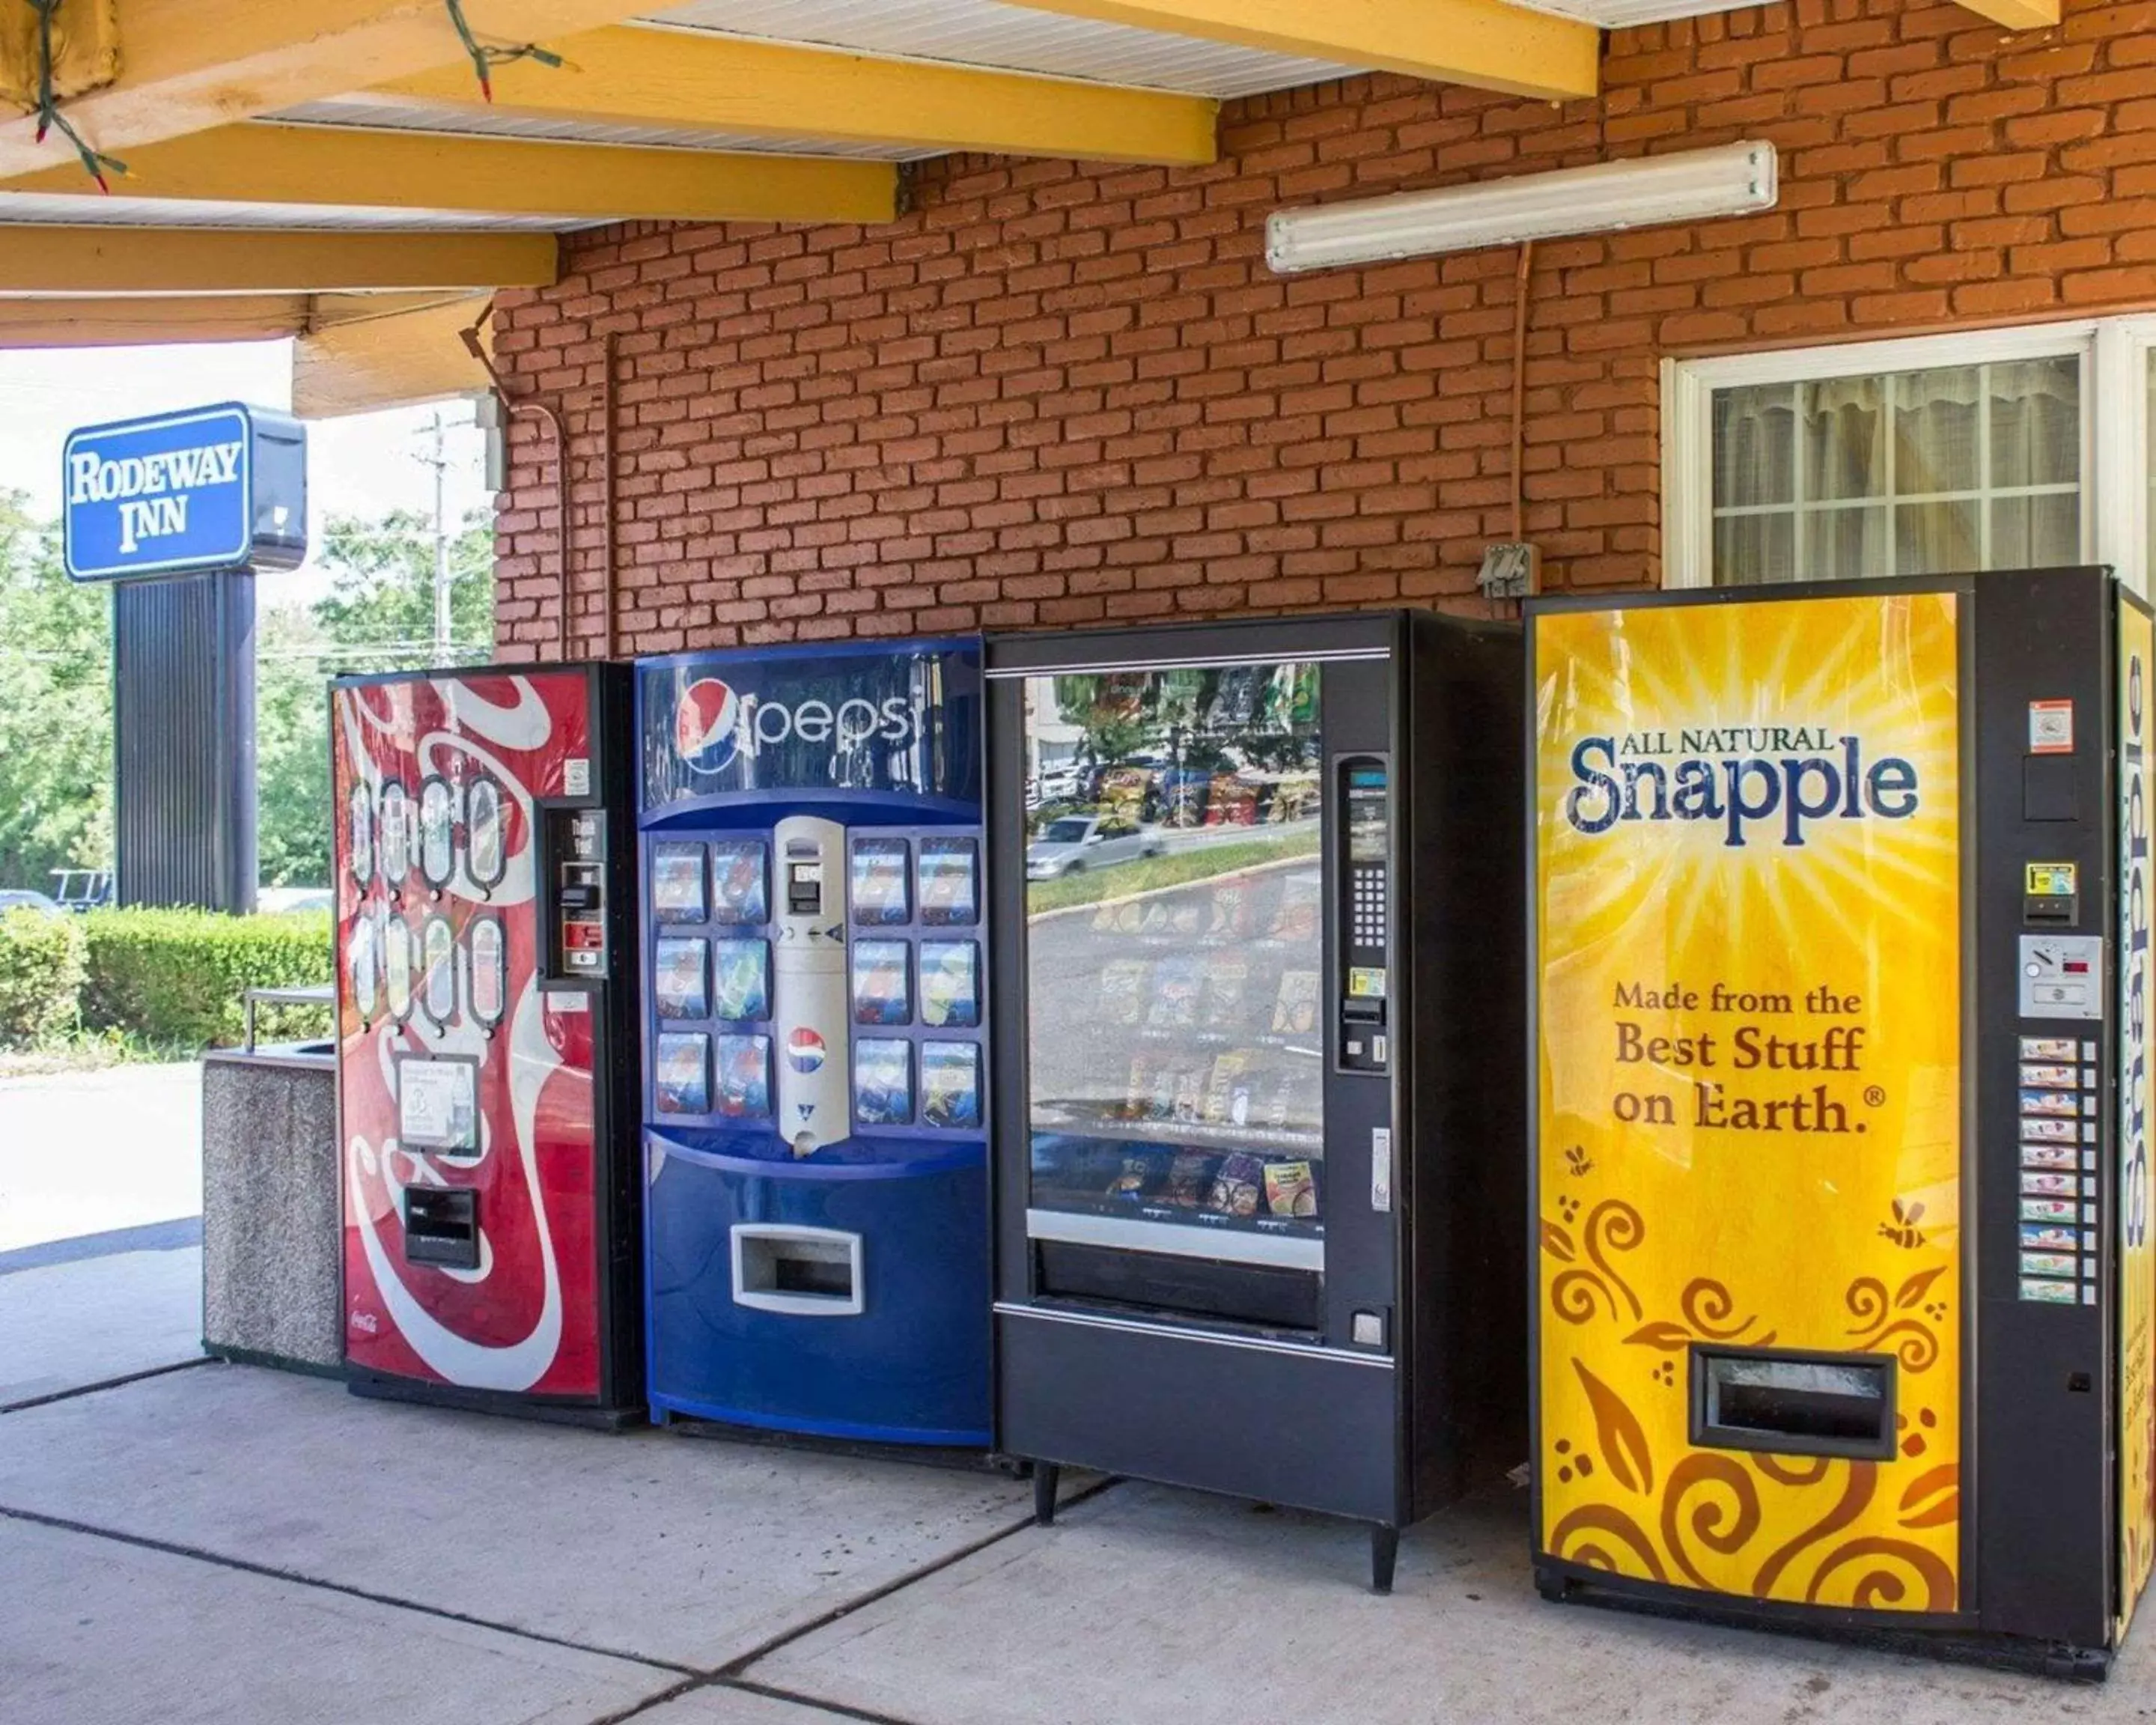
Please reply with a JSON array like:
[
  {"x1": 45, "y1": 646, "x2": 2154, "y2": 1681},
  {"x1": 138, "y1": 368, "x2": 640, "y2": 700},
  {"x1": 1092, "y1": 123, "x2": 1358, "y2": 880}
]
[
  {"x1": 80, "y1": 907, "x2": 333, "y2": 1050},
  {"x1": 0, "y1": 908, "x2": 88, "y2": 1045}
]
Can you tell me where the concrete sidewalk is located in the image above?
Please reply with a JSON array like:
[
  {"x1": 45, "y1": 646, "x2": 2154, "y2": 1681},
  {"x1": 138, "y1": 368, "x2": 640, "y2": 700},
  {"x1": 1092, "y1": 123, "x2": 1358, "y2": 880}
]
[
  {"x1": 6, "y1": 1343, "x2": 2156, "y2": 1724},
  {"x1": 2, "y1": 1110, "x2": 2155, "y2": 1725}
]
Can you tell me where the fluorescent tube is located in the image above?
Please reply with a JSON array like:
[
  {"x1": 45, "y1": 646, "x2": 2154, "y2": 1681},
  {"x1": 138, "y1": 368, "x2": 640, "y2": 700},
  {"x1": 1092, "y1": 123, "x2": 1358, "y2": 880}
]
[{"x1": 1265, "y1": 141, "x2": 1779, "y2": 275}]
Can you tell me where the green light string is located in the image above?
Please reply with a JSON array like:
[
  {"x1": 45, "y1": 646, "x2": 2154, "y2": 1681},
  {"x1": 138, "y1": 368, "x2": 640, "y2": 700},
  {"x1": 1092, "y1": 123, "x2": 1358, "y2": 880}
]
[
  {"x1": 24, "y1": 0, "x2": 124, "y2": 192},
  {"x1": 444, "y1": 0, "x2": 564, "y2": 103}
]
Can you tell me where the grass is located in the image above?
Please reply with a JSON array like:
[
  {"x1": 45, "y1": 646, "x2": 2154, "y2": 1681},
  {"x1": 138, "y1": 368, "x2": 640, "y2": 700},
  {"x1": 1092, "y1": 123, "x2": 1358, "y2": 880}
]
[
  {"x1": 1027, "y1": 828, "x2": 1321, "y2": 915},
  {"x1": 0, "y1": 1026, "x2": 190, "y2": 1078}
]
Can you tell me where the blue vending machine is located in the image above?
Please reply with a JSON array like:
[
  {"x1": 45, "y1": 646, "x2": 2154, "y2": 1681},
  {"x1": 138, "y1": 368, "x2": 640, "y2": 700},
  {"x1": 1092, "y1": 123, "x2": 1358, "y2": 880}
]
[{"x1": 636, "y1": 639, "x2": 991, "y2": 1446}]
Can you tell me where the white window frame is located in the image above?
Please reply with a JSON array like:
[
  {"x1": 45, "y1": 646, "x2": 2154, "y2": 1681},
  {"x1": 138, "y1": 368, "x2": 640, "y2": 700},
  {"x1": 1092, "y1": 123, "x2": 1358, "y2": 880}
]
[{"x1": 1662, "y1": 318, "x2": 2156, "y2": 595}]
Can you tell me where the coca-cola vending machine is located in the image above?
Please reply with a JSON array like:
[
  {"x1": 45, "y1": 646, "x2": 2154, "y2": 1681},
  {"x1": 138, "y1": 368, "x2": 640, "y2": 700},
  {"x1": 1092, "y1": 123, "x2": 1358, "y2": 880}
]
[{"x1": 332, "y1": 664, "x2": 642, "y2": 1423}]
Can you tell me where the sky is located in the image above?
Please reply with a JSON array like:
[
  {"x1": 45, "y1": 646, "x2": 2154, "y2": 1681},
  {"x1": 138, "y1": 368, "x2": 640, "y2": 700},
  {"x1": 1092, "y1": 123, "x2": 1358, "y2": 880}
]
[{"x1": 0, "y1": 339, "x2": 494, "y2": 606}]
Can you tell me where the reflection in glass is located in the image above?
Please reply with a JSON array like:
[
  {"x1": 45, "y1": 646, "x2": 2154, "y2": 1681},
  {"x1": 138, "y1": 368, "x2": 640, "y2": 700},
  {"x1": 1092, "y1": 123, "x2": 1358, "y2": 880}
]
[
  {"x1": 378, "y1": 782, "x2": 412, "y2": 886},
  {"x1": 348, "y1": 786, "x2": 374, "y2": 887},
  {"x1": 421, "y1": 916, "x2": 456, "y2": 1024},
  {"x1": 384, "y1": 916, "x2": 413, "y2": 1022},
  {"x1": 348, "y1": 917, "x2": 378, "y2": 1020},
  {"x1": 469, "y1": 917, "x2": 506, "y2": 1026},
  {"x1": 1023, "y1": 661, "x2": 1325, "y2": 1236},
  {"x1": 418, "y1": 779, "x2": 456, "y2": 888},
  {"x1": 467, "y1": 777, "x2": 505, "y2": 887}
]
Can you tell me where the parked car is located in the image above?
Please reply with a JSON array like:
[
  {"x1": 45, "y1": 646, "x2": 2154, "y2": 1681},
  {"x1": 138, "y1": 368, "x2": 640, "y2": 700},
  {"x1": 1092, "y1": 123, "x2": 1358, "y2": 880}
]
[
  {"x1": 0, "y1": 889, "x2": 64, "y2": 919},
  {"x1": 258, "y1": 886, "x2": 334, "y2": 916},
  {"x1": 1025, "y1": 813, "x2": 1167, "y2": 880}
]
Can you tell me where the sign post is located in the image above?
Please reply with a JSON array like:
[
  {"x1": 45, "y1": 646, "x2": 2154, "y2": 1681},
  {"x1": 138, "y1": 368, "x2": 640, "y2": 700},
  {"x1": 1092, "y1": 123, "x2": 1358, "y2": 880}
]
[{"x1": 63, "y1": 403, "x2": 307, "y2": 914}]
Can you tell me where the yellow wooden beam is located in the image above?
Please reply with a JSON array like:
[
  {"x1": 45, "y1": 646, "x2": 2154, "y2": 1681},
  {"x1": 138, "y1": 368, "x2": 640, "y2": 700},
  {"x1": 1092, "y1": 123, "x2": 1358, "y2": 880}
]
[
  {"x1": 0, "y1": 1, "x2": 663, "y2": 179},
  {"x1": 0, "y1": 226, "x2": 558, "y2": 293},
  {"x1": 0, "y1": 293, "x2": 306, "y2": 346},
  {"x1": 0, "y1": 120, "x2": 900, "y2": 223},
  {"x1": 998, "y1": 0, "x2": 1599, "y2": 102},
  {"x1": 1952, "y1": 0, "x2": 2059, "y2": 25},
  {"x1": 365, "y1": 24, "x2": 1219, "y2": 166},
  {"x1": 294, "y1": 290, "x2": 492, "y2": 417}
]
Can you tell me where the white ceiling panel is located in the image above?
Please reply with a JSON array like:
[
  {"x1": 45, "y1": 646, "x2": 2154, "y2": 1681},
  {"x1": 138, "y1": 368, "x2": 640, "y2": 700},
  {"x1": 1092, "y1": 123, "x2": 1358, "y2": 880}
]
[
  {"x1": 642, "y1": 0, "x2": 1357, "y2": 96},
  {"x1": 278, "y1": 98, "x2": 937, "y2": 162},
  {"x1": 0, "y1": 192, "x2": 570, "y2": 230}
]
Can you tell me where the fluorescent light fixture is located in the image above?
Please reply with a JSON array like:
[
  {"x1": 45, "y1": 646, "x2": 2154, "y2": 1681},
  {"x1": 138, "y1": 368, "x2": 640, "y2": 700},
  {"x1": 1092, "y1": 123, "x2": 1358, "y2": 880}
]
[{"x1": 1265, "y1": 141, "x2": 1778, "y2": 275}]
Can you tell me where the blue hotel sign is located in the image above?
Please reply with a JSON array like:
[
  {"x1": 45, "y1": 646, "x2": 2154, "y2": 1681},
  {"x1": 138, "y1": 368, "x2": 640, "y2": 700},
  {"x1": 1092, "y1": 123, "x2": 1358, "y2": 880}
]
[{"x1": 63, "y1": 402, "x2": 308, "y2": 582}]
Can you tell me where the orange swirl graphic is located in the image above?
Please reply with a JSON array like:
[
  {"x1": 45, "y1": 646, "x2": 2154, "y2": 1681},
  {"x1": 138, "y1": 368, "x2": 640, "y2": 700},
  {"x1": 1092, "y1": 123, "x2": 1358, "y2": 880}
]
[
  {"x1": 1584, "y1": 1200, "x2": 1645, "y2": 1322},
  {"x1": 1752, "y1": 1461, "x2": 1877, "y2": 1600},
  {"x1": 1551, "y1": 1270, "x2": 1616, "y2": 1326},
  {"x1": 1549, "y1": 1504, "x2": 1669, "y2": 1583},
  {"x1": 1660, "y1": 1453, "x2": 1761, "y2": 1591},
  {"x1": 1806, "y1": 1538, "x2": 1956, "y2": 1613},
  {"x1": 1681, "y1": 1277, "x2": 1760, "y2": 1341}
]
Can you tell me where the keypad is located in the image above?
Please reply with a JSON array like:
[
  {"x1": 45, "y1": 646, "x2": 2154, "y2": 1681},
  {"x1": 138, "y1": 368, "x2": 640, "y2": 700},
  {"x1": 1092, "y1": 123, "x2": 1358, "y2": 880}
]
[{"x1": 1352, "y1": 865, "x2": 1386, "y2": 949}]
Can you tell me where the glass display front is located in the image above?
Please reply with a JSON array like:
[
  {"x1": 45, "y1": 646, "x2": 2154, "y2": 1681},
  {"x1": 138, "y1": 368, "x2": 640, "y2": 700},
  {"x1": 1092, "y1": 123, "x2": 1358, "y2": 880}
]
[{"x1": 1022, "y1": 661, "x2": 1325, "y2": 1256}]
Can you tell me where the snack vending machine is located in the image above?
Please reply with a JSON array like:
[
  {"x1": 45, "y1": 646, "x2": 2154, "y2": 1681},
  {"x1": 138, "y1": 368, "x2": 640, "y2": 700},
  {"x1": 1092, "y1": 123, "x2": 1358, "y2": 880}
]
[
  {"x1": 638, "y1": 639, "x2": 992, "y2": 1446},
  {"x1": 987, "y1": 611, "x2": 1524, "y2": 1587},
  {"x1": 332, "y1": 664, "x2": 642, "y2": 1423},
  {"x1": 1529, "y1": 568, "x2": 2156, "y2": 1673}
]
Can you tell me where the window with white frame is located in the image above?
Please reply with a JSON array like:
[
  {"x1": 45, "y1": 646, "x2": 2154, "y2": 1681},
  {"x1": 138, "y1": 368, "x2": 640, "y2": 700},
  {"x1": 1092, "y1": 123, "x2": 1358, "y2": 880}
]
[{"x1": 1663, "y1": 323, "x2": 2156, "y2": 591}]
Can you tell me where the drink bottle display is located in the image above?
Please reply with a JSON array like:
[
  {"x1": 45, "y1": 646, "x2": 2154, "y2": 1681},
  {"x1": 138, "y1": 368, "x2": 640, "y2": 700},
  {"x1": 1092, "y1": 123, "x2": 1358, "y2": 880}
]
[
  {"x1": 332, "y1": 664, "x2": 641, "y2": 1423},
  {"x1": 636, "y1": 640, "x2": 990, "y2": 1446}
]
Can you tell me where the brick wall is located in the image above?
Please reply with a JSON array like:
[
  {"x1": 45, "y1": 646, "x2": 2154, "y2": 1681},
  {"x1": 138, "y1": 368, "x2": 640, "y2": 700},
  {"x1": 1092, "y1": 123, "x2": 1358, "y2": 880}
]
[{"x1": 491, "y1": 0, "x2": 2156, "y2": 655}]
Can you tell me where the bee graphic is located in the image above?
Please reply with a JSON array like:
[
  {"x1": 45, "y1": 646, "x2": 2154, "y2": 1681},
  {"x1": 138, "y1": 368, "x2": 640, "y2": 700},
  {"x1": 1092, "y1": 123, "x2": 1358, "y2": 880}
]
[
  {"x1": 1879, "y1": 1197, "x2": 1928, "y2": 1250},
  {"x1": 1564, "y1": 1144, "x2": 1593, "y2": 1178}
]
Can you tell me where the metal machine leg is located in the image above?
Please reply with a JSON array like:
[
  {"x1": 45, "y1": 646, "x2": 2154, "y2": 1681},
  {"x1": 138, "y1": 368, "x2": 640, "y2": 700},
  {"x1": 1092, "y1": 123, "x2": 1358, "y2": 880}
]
[
  {"x1": 1371, "y1": 1524, "x2": 1400, "y2": 1594},
  {"x1": 1033, "y1": 1461, "x2": 1061, "y2": 1527}
]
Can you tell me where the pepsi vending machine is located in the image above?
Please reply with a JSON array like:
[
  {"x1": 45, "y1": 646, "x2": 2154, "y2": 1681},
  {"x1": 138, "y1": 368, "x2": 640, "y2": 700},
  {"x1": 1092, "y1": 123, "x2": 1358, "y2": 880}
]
[
  {"x1": 333, "y1": 664, "x2": 643, "y2": 1423},
  {"x1": 639, "y1": 640, "x2": 991, "y2": 1445}
]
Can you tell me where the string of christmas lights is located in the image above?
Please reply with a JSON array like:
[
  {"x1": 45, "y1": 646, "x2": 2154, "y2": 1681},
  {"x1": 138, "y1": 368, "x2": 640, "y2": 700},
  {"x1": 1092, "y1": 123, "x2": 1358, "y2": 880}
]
[
  {"x1": 443, "y1": 0, "x2": 564, "y2": 103},
  {"x1": 24, "y1": 0, "x2": 124, "y2": 192}
]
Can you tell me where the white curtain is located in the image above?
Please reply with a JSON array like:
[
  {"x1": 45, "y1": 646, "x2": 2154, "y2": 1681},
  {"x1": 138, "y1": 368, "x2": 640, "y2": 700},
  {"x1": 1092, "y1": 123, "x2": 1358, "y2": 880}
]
[{"x1": 1711, "y1": 356, "x2": 2080, "y2": 585}]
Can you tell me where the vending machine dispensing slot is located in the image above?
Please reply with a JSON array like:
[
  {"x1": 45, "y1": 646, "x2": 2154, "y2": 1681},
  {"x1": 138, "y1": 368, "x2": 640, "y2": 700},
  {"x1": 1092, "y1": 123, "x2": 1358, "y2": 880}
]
[
  {"x1": 1688, "y1": 1347, "x2": 1897, "y2": 1460},
  {"x1": 1339, "y1": 756, "x2": 1392, "y2": 1076},
  {"x1": 731, "y1": 1224, "x2": 864, "y2": 1315},
  {"x1": 402, "y1": 1187, "x2": 481, "y2": 1271}
]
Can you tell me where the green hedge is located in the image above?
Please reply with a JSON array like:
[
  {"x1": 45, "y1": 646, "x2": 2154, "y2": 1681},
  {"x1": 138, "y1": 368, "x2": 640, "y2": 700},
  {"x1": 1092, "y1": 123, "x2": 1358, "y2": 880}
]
[
  {"x1": 77, "y1": 908, "x2": 333, "y2": 1048},
  {"x1": 0, "y1": 908, "x2": 88, "y2": 1044}
]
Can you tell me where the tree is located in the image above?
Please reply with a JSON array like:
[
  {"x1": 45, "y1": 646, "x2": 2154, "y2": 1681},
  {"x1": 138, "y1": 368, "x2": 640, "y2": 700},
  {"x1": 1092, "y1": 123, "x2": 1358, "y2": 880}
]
[
  {"x1": 252, "y1": 508, "x2": 496, "y2": 886},
  {"x1": 0, "y1": 491, "x2": 112, "y2": 891}
]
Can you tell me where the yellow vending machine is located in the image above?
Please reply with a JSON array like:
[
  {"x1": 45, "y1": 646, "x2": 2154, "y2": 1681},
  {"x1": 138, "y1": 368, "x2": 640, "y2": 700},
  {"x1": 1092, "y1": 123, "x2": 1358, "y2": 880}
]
[{"x1": 1529, "y1": 568, "x2": 2155, "y2": 1675}]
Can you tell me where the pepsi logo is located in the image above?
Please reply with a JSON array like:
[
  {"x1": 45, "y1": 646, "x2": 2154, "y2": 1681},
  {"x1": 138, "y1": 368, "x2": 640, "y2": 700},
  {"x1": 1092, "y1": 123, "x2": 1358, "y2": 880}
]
[
  {"x1": 674, "y1": 678, "x2": 743, "y2": 773},
  {"x1": 786, "y1": 1028, "x2": 827, "y2": 1074}
]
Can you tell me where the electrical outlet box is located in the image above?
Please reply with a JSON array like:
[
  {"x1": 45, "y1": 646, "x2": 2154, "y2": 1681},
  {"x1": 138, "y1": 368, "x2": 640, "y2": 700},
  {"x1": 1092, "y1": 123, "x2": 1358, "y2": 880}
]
[{"x1": 1478, "y1": 541, "x2": 1540, "y2": 600}]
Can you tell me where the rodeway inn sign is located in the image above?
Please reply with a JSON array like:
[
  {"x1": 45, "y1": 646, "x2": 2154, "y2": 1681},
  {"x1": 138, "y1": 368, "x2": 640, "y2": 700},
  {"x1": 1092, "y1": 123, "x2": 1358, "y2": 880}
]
[{"x1": 62, "y1": 402, "x2": 308, "y2": 582}]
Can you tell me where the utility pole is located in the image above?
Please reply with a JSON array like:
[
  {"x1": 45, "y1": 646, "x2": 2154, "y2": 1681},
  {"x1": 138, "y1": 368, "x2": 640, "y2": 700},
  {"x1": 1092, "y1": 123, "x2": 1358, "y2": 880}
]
[{"x1": 427, "y1": 409, "x2": 451, "y2": 660}]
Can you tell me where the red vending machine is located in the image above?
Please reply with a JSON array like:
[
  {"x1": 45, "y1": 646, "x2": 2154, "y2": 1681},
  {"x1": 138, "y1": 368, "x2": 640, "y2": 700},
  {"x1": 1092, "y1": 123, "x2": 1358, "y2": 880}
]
[{"x1": 332, "y1": 663, "x2": 642, "y2": 1424}]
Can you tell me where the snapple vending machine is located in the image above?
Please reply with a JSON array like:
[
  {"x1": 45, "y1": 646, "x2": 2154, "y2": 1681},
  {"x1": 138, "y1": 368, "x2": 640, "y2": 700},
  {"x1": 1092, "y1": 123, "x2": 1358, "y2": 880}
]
[
  {"x1": 1529, "y1": 568, "x2": 2156, "y2": 1673},
  {"x1": 333, "y1": 665, "x2": 642, "y2": 1423},
  {"x1": 637, "y1": 639, "x2": 991, "y2": 1446}
]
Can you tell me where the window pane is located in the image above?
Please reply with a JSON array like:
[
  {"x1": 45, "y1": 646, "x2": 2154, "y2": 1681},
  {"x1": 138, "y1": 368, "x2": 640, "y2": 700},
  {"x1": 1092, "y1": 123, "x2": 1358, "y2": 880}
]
[
  {"x1": 1801, "y1": 377, "x2": 1885, "y2": 502},
  {"x1": 1990, "y1": 356, "x2": 2080, "y2": 489},
  {"x1": 1895, "y1": 365, "x2": 1982, "y2": 495},
  {"x1": 1714, "y1": 512, "x2": 1794, "y2": 585},
  {"x1": 1896, "y1": 499, "x2": 1980, "y2": 576},
  {"x1": 1991, "y1": 493, "x2": 2079, "y2": 569},
  {"x1": 1812, "y1": 505, "x2": 1890, "y2": 582},
  {"x1": 1714, "y1": 385, "x2": 1794, "y2": 509},
  {"x1": 1708, "y1": 350, "x2": 2084, "y2": 587}
]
